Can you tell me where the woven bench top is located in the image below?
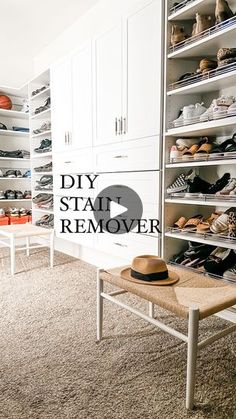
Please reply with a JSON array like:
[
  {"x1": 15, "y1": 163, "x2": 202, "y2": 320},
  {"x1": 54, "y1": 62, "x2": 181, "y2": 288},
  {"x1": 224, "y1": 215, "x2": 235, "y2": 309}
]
[{"x1": 101, "y1": 265, "x2": 236, "y2": 320}]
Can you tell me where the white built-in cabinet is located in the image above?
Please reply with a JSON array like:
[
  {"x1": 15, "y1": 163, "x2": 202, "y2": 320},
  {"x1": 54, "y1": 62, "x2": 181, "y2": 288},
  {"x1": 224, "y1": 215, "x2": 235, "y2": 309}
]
[
  {"x1": 51, "y1": 0, "x2": 163, "y2": 261},
  {"x1": 94, "y1": 0, "x2": 162, "y2": 146},
  {"x1": 51, "y1": 42, "x2": 93, "y2": 152}
]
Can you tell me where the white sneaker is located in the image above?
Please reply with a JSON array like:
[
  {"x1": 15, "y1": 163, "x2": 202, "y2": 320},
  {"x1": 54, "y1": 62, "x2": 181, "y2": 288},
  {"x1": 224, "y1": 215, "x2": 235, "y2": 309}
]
[
  {"x1": 213, "y1": 105, "x2": 228, "y2": 119},
  {"x1": 172, "y1": 113, "x2": 184, "y2": 127},
  {"x1": 183, "y1": 103, "x2": 206, "y2": 125},
  {"x1": 216, "y1": 95, "x2": 234, "y2": 107},
  {"x1": 199, "y1": 100, "x2": 216, "y2": 122}
]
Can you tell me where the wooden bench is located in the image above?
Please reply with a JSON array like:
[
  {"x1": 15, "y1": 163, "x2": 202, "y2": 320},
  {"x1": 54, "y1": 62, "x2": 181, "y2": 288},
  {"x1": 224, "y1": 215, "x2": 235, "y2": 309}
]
[{"x1": 97, "y1": 265, "x2": 236, "y2": 410}]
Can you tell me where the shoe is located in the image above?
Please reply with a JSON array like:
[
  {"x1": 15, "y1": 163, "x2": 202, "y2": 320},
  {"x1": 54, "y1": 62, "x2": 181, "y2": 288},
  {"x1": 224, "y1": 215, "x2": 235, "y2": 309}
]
[
  {"x1": 34, "y1": 139, "x2": 52, "y2": 153},
  {"x1": 0, "y1": 208, "x2": 5, "y2": 217},
  {"x1": 204, "y1": 248, "x2": 236, "y2": 277},
  {"x1": 210, "y1": 212, "x2": 229, "y2": 234},
  {"x1": 194, "y1": 141, "x2": 213, "y2": 158},
  {"x1": 169, "y1": 145, "x2": 183, "y2": 161},
  {"x1": 223, "y1": 261, "x2": 236, "y2": 282},
  {"x1": 227, "y1": 102, "x2": 236, "y2": 116},
  {"x1": 0, "y1": 190, "x2": 5, "y2": 199},
  {"x1": 24, "y1": 191, "x2": 32, "y2": 199},
  {"x1": 197, "y1": 213, "x2": 221, "y2": 233},
  {"x1": 7, "y1": 207, "x2": 19, "y2": 217},
  {"x1": 0, "y1": 169, "x2": 3, "y2": 177},
  {"x1": 167, "y1": 170, "x2": 195, "y2": 194},
  {"x1": 15, "y1": 191, "x2": 24, "y2": 199},
  {"x1": 21, "y1": 99, "x2": 29, "y2": 113},
  {"x1": 33, "y1": 121, "x2": 51, "y2": 134},
  {"x1": 172, "y1": 111, "x2": 184, "y2": 127},
  {"x1": 15, "y1": 170, "x2": 23, "y2": 178},
  {"x1": 176, "y1": 138, "x2": 198, "y2": 149},
  {"x1": 4, "y1": 170, "x2": 16, "y2": 178},
  {"x1": 183, "y1": 102, "x2": 206, "y2": 125},
  {"x1": 23, "y1": 170, "x2": 31, "y2": 178},
  {"x1": 216, "y1": 178, "x2": 236, "y2": 195},
  {"x1": 182, "y1": 144, "x2": 200, "y2": 159},
  {"x1": 186, "y1": 175, "x2": 211, "y2": 195},
  {"x1": 34, "y1": 162, "x2": 52, "y2": 173},
  {"x1": 19, "y1": 207, "x2": 27, "y2": 216},
  {"x1": 5, "y1": 190, "x2": 15, "y2": 200},
  {"x1": 184, "y1": 241, "x2": 213, "y2": 260},
  {"x1": 34, "y1": 97, "x2": 51, "y2": 114},
  {"x1": 207, "y1": 173, "x2": 231, "y2": 194}
]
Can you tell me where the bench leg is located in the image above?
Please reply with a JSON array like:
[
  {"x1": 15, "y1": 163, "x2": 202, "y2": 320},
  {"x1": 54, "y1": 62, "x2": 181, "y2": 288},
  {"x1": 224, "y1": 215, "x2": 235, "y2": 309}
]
[
  {"x1": 26, "y1": 237, "x2": 30, "y2": 256},
  {"x1": 148, "y1": 302, "x2": 154, "y2": 318},
  {"x1": 186, "y1": 307, "x2": 199, "y2": 410},
  {"x1": 97, "y1": 269, "x2": 104, "y2": 342},
  {"x1": 10, "y1": 237, "x2": 15, "y2": 275}
]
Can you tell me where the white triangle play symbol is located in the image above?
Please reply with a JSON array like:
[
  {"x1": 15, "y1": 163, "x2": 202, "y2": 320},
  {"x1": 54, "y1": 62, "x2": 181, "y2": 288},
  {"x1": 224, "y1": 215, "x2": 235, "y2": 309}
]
[{"x1": 110, "y1": 201, "x2": 128, "y2": 219}]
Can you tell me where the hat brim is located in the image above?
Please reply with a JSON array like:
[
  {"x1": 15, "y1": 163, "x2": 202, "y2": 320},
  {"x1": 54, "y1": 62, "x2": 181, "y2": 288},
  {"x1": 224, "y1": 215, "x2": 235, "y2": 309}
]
[{"x1": 120, "y1": 267, "x2": 179, "y2": 286}]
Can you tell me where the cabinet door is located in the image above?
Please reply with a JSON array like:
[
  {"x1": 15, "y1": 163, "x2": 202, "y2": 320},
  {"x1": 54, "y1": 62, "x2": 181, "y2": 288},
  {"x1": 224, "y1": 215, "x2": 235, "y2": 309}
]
[
  {"x1": 71, "y1": 43, "x2": 93, "y2": 149},
  {"x1": 51, "y1": 57, "x2": 72, "y2": 153},
  {"x1": 123, "y1": 0, "x2": 162, "y2": 141},
  {"x1": 94, "y1": 23, "x2": 123, "y2": 146}
]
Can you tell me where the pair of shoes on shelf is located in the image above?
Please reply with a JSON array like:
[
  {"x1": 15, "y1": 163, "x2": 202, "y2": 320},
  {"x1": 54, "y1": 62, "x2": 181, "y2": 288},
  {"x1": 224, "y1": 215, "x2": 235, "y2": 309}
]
[
  {"x1": 34, "y1": 139, "x2": 52, "y2": 153},
  {"x1": 33, "y1": 193, "x2": 53, "y2": 209},
  {"x1": 0, "y1": 190, "x2": 31, "y2": 200},
  {"x1": 170, "y1": 241, "x2": 214, "y2": 269},
  {"x1": 3, "y1": 170, "x2": 23, "y2": 178},
  {"x1": 33, "y1": 121, "x2": 51, "y2": 135},
  {"x1": 5, "y1": 207, "x2": 29, "y2": 217},
  {"x1": 35, "y1": 214, "x2": 54, "y2": 228},
  {"x1": 172, "y1": 103, "x2": 206, "y2": 127},
  {"x1": 31, "y1": 84, "x2": 49, "y2": 97},
  {"x1": 34, "y1": 161, "x2": 52, "y2": 173}
]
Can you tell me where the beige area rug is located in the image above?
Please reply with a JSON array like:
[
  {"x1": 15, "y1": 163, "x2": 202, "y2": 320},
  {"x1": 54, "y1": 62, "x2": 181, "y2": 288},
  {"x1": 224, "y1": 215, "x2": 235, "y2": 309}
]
[{"x1": 0, "y1": 248, "x2": 235, "y2": 419}]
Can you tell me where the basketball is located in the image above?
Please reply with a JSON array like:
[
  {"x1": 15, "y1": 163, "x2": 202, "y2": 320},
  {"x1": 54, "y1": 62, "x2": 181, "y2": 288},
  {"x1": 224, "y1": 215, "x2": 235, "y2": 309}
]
[{"x1": 0, "y1": 95, "x2": 12, "y2": 110}]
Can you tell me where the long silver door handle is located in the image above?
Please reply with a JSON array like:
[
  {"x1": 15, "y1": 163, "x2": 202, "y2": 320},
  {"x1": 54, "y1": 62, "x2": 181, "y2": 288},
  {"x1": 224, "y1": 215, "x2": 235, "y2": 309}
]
[
  {"x1": 123, "y1": 117, "x2": 127, "y2": 134},
  {"x1": 118, "y1": 118, "x2": 121, "y2": 135},
  {"x1": 115, "y1": 118, "x2": 118, "y2": 135},
  {"x1": 120, "y1": 117, "x2": 123, "y2": 135}
]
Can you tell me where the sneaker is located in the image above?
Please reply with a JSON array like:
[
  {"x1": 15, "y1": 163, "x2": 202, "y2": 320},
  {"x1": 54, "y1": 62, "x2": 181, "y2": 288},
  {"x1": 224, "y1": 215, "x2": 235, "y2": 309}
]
[
  {"x1": 207, "y1": 173, "x2": 231, "y2": 194},
  {"x1": 19, "y1": 207, "x2": 27, "y2": 216},
  {"x1": 172, "y1": 112, "x2": 184, "y2": 127},
  {"x1": 216, "y1": 178, "x2": 236, "y2": 195},
  {"x1": 228, "y1": 102, "x2": 236, "y2": 116},
  {"x1": 33, "y1": 121, "x2": 51, "y2": 134},
  {"x1": 24, "y1": 191, "x2": 32, "y2": 199},
  {"x1": 167, "y1": 170, "x2": 195, "y2": 194},
  {"x1": 5, "y1": 190, "x2": 15, "y2": 200},
  {"x1": 0, "y1": 208, "x2": 5, "y2": 217},
  {"x1": 21, "y1": 99, "x2": 29, "y2": 113},
  {"x1": 4, "y1": 170, "x2": 16, "y2": 178},
  {"x1": 176, "y1": 138, "x2": 200, "y2": 149},
  {"x1": 34, "y1": 139, "x2": 52, "y2": 153},
  {"x1": 213, "y1": 105, "x2": 229, "y2": 120},
  {"x1": 15, "y1": 170, "x2": 23, "y2": 178},
  {"x1": 34, "y1": 162, "x2": 52, "y2": 173},
  {"x1": 15, "y1": 191, "x2": 24, "y2": 199},
  {"x1": 183, "y1": 103, "x2": 206, "y2": 125},
  {"x1": 23, "y1": 170, "x2": 31, "y2": 178},
  {"x1": 199, "y1": 101, "x2": 215, "y2": 122},
  {"x1": 0, "y1": 169, "x2": 3, "y2": 177},
  {"x1": 204, "y1": 248, "x2": 236, "y2": 277},
  {"x1": 7, "y1": 207, "x2": 19, "y2": 217},
  {"x1": 223, "y1": 261, "x2": 236, "y2": 282}
]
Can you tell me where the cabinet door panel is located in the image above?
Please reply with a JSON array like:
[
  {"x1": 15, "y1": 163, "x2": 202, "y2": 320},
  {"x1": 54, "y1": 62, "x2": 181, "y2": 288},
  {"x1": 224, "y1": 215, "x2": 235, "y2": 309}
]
[
  {"x1": 124, "y1": 0, "x2": 162, "y2": 140},
  {"x1": 72, "y1": 43, "x2": 93, "y2": 149},
  {"x1": 94, "y1": 23, "x2": 123, "y2": 145},
  {"x1": 51, "y1": 58, "x2": 72, "y2": 153}
]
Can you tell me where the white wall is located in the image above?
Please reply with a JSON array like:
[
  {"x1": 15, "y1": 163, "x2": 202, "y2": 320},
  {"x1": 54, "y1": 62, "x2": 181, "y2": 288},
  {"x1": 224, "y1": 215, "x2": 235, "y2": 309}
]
[{"x1": 34, "y1": 0, "x2": 143, "y2": 73}]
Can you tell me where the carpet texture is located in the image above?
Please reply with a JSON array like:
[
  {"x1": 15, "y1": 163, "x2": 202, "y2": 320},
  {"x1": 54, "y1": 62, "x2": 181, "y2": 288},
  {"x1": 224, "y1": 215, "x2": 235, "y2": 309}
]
[{"x1": 0, "y1": 248, "x2": 235, "y2": 419}]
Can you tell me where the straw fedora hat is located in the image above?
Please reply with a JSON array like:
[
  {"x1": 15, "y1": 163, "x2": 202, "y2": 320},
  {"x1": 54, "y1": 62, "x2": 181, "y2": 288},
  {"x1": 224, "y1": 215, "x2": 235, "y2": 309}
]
[{"x1": 121, "y1": 255, "x2": 179, "y2": 286}]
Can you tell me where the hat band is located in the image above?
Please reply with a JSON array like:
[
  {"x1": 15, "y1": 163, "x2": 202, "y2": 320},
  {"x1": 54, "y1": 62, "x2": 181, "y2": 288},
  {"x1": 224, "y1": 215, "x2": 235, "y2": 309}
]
[{"x1": 131, "y1": 269, "x2": 168, "y2": 282}]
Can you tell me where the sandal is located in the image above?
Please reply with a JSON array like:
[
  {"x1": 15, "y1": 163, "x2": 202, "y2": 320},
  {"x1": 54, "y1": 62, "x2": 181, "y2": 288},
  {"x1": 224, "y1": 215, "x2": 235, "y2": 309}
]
[
  {"x1": 197, "y1": 213, "x2": 221, "y2": 233},
  {"x1": 173, "y1": 216, "x2": 187, "y2": 229},
  {"x1": 210, "y1": 213, "x2": 229, "y2": 234},
  {"x1": 183, "y1": 144, "x2": 200, "y2": 159},
  {"x1": 194, "y1": 142, "x2": 212, "y2": 158},
  {"x1": 182, "y1": 214, "x2": 203, "y2": 231}
]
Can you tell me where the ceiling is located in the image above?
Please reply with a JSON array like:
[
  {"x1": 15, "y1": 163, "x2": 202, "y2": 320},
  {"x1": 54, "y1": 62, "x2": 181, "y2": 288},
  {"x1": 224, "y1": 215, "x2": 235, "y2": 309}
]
[{"x1": 1, "y1": 0, "x2": 99, "y2": 86}]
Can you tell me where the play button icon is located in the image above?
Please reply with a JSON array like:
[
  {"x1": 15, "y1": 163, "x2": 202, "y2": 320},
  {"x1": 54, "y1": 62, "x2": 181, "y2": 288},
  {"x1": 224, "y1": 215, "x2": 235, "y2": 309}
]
[
  {"x1": 110, "y1": 201, "x2": 128, "y2": 219},
  {"x1": 93, "y1": 184, "x2": 143, "y2": 234}
]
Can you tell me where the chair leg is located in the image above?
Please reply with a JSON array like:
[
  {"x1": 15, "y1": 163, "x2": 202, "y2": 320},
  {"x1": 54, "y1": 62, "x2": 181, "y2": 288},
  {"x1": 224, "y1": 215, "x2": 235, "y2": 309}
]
[
  {"x1": 97, "y1": 269, "x2": 104, "y2": 342},
  {"x1": 186, "y1": 307, "x2": 199, "y2": 410}
]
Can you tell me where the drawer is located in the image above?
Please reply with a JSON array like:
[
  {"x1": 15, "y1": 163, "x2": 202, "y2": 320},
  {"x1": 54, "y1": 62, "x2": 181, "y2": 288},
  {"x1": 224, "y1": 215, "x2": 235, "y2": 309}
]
[
  {"x1": 95, "y1": 138, "x2": 160, "y2": 173},
  {"x1": 96, "y1": 171, "x2": 160, "y2": 205},
  {"x1": 54, "y1": 149, "x2": 94, "y2": 174},
  {"x1": 96, "y1": 232, "x2": 160, "y2": 261}
]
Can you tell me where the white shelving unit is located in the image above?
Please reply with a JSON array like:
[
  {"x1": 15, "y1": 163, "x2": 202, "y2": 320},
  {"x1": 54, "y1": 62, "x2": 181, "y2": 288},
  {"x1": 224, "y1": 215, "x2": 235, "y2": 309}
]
[
  {"x1": 0, "y1": 84, "x2": 31, "y2": 222},
  {"x1": 163, "y1": 0, "x2": 236, "y2": 302},
  {"x1": 28, "y1": 69, "x2": 53, "y2": 228}
]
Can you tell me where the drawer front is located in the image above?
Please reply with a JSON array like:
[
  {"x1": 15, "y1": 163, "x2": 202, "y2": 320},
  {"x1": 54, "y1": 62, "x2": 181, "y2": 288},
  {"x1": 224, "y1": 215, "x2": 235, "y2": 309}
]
[
  {"x1": 54, "y1": 149, "x2": 94, "y2": 174},
  {"x1": 96, "y1": 232, "x2": 160, "y2": 260},
  {"x1": 95, "y1": 138, "x2": 160, "y2": 173}
]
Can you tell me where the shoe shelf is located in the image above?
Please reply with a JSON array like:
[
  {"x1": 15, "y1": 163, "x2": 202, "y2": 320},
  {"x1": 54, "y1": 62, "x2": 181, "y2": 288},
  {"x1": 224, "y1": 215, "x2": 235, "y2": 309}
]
[
  {"x1": 168, "y1": 0, "x2": 216, "y2": 21},
  {"x1": 32, "y1": 171, "x2": 52, "y2": 176},
  {"x1": 29, "y1": 68, "x2": 53, "y2": 227},
  {"x1": 0, "y1": 129, "x2": 29, "y2": 138},
  {"x1": 30, "y1": 87, "x2": 50, "y2": 101},
  {"x1": 0, "y1": 157, "x2": 30, "y2": 162},
  {"x1": 165, "y1": 197, "x2": 236, "y2": 208},
  {"x1": 166, "y1": 115, "x2": 236, "y2": 137},
  {"x1": 0, "y1": 108, "x2": 28, "y2": 120},
  {"x1": 168, "y1": 16, "x2": 236, "y2": 58},
  {"x1": 166, "y1": 153, "x2": 236, "y2": 168},
  {"x1": 30, "y1": 108, "x2": 51, "y2": 120},
  {"x1": 33, "y1": 207, "x2": 54, "y2": 215},
  {"x1": 0, "y1": 177, "x2": 31, "y2": 181},
  {"x1": 0, "y1": 198, "x2": 31, "y2": 202},
  {"x1": 167, "y1": 66, "x2": 236, "y2": 96},
  {"x1": 165, "y1": 229, "x2": 236, "y2": 251},
  {"x1": 31, "y1": 130, "x2": 51, "y2": 138},
  {"x1": 31, "y1": 152, "x2": 52, "y2": 159},
  {"x1": 169, "y1": 261, "x2": 236, "y2": 286}
]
